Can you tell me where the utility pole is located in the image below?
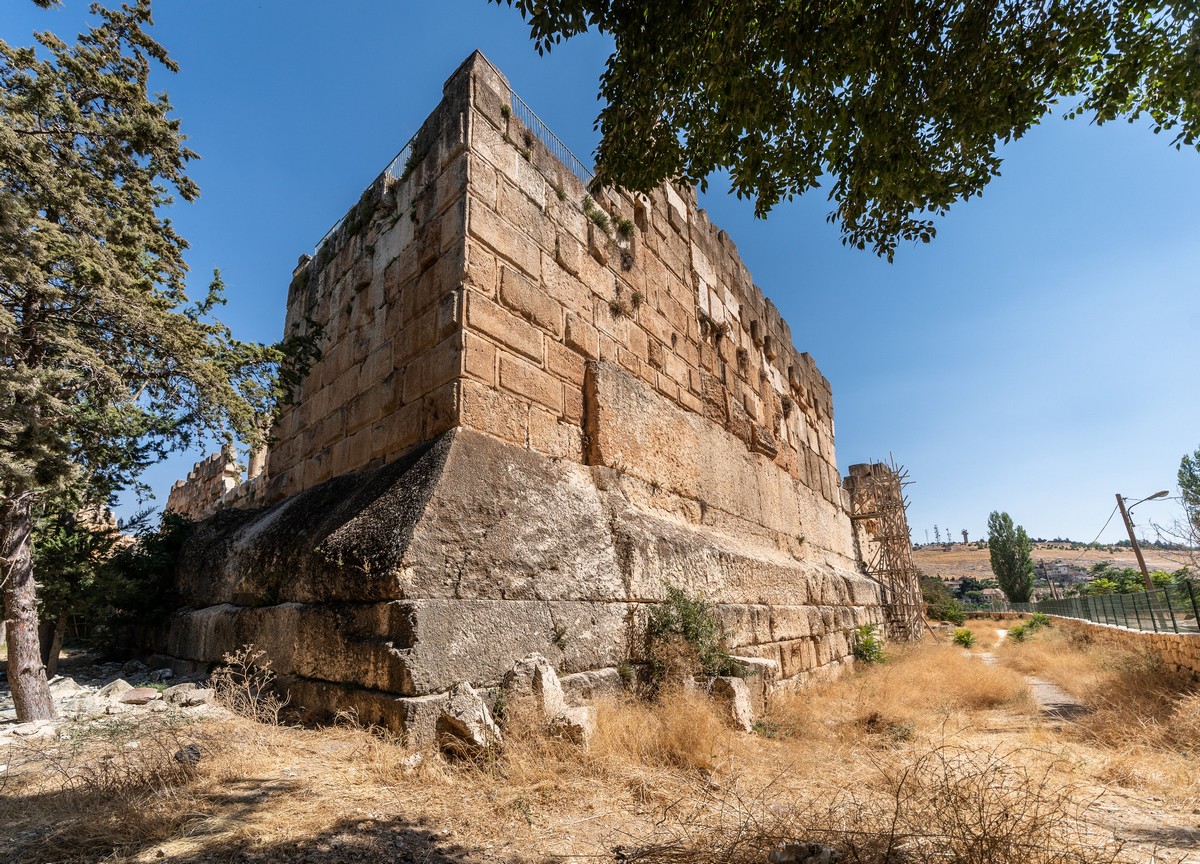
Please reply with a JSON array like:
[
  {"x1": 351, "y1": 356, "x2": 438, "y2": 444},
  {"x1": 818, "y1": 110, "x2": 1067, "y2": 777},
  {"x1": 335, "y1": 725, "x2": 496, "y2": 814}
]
[
  {"x1": 1116, "y1": 491, "x2": 1169, "y2": 627},
  {"x1": 1115, "y1": 493, "x2": 1158, "y2": 594}
]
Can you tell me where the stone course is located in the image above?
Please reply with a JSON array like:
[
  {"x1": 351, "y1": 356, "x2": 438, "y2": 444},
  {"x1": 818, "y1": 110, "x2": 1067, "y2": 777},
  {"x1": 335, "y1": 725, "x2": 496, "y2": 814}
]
[{"x1": 159, "y1": 51, "x2": 900, "y2": 742}]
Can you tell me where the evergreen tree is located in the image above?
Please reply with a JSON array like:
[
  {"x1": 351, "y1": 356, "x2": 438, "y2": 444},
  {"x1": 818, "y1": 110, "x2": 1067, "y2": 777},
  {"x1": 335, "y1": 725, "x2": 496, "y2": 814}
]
[
  {"x1": 987, "y1": 511, "x2": 1035, "y2": 603},
  {"x1": 1, "y1": 2, "x2": 312, "y2": 720},
  {"x1": 1180, "y1": 447, "x2": 1200, "y2": 535}
]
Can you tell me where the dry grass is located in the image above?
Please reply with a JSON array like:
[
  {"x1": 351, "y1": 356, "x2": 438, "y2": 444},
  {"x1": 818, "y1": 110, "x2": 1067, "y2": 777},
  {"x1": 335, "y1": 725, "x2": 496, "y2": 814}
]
[
  {"x1": 619, "y1": 745, "x2": 1127, "y2": 864},
  {"x1": 768, "y1": 640, "x2": 1031, "y2": 747},
  {"x1": 1, "y1": 633, "x2": 1188, "y2": 864},
  {"x1": 991, "y1": 620, "x2": 1200, "y2": 809},
  {"x1": 996, "y1": 624, "x2": 1196, "y2": 748}
]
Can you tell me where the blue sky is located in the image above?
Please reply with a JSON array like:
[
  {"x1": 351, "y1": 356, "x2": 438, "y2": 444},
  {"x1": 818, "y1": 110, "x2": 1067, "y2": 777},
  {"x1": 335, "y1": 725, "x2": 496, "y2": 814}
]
[{"x1": 6, "y1": 1, "x2": 1199, "y2": 545}]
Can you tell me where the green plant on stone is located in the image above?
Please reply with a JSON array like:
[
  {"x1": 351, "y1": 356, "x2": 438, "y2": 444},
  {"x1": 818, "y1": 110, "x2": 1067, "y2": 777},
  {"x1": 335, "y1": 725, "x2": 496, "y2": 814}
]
[
  {"x1": 952, "y1": 628, "x2": 976, "y2": 648},
  {"x1": 852, "y1": 624, "x2": 885, "y2": 664},
  {"x1": 500, "y1": 102, "x2": 511, "y2": 119},
  {"x1": 551, "y1": 623, "x2": 569, "y2": 649},
  {"x1": 644, "y1": 584, "x2": 742, "y2": 684},
  {"x1": 582, "y1": 195, "x2": 611, "y2": 233},
  {"x1": 400, "y1": 147, "x2": 422, "y2": 183},
  {"x1": 616, "y1": 216, "x2": 635, "y2": 240}
]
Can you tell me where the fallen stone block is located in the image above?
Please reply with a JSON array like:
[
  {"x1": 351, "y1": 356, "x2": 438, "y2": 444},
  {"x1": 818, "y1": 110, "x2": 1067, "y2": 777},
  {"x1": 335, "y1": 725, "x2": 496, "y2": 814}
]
[
  {"x1": 549, "y1": 705, "x2": 596, "y2": 747},
  {"x1": 97, "y1": 679, "x2": 133, "y2": 699},
  {"x1": 437, "y1": 682, "x2": 502, "y2": 757},
  {"x1": 501, "y1": 653, "x2": 565, "y2": 720},
  {"x1": 711, "y1": 675, "x2": 755, "y2": 733},
  {"x1": 118, "y1": 687, "x2": 162, "y2": 706}
]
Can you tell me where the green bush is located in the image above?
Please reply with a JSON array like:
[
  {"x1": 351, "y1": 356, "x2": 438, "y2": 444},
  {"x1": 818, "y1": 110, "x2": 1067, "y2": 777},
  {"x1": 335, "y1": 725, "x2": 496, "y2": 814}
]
[
  {"x1": 920, "y1": 574, "x2": 966, "y2": 625},
  {"x1": 644, "y1": 585, "x2": 741, "y2": 683},
  {"x1": 952, "y1": 628, "x2": 976, "y2": 648},
  {"x1": 1026, "y1": 612, "x2": 1051, "y2": 631},
  {"x1": 1007, "y1": 623, "x2": 1028, "y2": 643},
  {"x1": 852, "y1": 624, "x2": 886, "y2": 664}
]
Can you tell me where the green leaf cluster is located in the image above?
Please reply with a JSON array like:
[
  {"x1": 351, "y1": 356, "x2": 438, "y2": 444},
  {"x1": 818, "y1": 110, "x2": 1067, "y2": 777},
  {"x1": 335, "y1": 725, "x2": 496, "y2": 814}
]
[
  {"x1": 987, "y1": 511, "x2": 1035, "y2": 603},
  {"x1": 919, "y1": 572, "x2": 966, "y2": 624},
  {"x1": 851, "y1": 623, "x2": 885, "y2": 664},
  {"x1": 493, "y1": 0, "x2": 1200, "y2": 259},
  {"x1": 1180, "y1": 446, "x2": 1200, "y2": 536},
  {"x1": 644, "y1": 584, "x2": 742, "y2": 682}
]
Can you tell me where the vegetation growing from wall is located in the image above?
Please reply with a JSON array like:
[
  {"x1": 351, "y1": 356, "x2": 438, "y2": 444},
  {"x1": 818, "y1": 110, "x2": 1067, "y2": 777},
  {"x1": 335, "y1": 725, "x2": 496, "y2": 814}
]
[{"x1": 643, "y1": 585, "x2": 741, "y2": 685}]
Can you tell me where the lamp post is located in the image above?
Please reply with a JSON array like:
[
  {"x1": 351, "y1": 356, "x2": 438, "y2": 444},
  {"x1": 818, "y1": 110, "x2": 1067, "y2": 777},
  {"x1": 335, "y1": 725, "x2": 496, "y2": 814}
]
[
  {"x1": 1115, "y1": 491, "x2": 1169, "y2": 593},
  {"x1": 1116, "y1": 491, "x2": 1169, "y2": 627}
]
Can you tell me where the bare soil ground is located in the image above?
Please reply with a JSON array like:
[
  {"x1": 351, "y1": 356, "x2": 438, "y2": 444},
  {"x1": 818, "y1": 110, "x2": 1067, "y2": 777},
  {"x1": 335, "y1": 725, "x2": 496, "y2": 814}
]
[
  {"x1": 2, "y1": 626, "x2": 1198, "y2": 864},
  {"x1": 913, "y1": 543, "x2": 1186, "y2": 583}
]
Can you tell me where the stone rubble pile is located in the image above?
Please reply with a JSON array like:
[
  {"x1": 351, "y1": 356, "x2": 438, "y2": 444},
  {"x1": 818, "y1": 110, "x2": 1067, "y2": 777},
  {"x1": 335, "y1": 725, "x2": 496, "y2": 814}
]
[{"x1": 0, "y1": 658, "x2": 216, "y2": 744}]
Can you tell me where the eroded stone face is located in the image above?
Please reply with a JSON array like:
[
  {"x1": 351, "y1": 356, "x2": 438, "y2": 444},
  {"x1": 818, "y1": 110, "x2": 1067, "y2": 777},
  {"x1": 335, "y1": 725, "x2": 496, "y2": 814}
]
[
  {"x1": 158, "y1": 51, "x2": 900, "y2": 741},
  {"x1": 163, "y1": 426, "x2": 882, "y2": 708}
]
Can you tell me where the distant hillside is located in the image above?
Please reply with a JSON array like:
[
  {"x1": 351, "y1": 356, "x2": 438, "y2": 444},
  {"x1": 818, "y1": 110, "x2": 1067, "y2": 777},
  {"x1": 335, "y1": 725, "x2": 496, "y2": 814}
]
[{"x1": 912, "y1": 542, "x2": 1187, "y2": 584}]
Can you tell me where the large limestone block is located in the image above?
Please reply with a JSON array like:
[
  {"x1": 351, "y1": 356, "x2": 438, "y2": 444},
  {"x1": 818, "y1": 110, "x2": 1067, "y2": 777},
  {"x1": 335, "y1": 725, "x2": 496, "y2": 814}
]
[
  {"x1": 395, "y1": 599, "x2": 628, "y2": 694},
  {"x1": 585, "y1": 361, "x2": 857, "y2": 562},
  {"x1": 175, "y1": 439, "x2": 452, "y2": 607},
  {"x1": 176, "y1": 430, "x2": 627, "y2": 610},
  {"x1": 398, "y1": 432, "x2": 625, "y2": 602},
  {"x1": 166, "y1": 602, "x2": 415, "y2": 693}
]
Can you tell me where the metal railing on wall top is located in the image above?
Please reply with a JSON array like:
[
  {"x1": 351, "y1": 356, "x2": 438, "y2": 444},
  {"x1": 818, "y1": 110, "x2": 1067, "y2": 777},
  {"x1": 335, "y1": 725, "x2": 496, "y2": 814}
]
[{"x1": 312, "y1": 72, "x2": 594, "y2": 258}]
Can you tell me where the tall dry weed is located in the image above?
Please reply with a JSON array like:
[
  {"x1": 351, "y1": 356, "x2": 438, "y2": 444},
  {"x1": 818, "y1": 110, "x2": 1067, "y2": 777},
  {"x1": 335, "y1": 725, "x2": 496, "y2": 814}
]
[
  {"x1": 769, "y1": 641, "x2": 1030, "y2": 744},
  {"x1": 590, "y1": 689, "x2": 731, "y2": 773},
  {"x1": 618, "y1": 744, "x2": 1128, "y2": 864}
]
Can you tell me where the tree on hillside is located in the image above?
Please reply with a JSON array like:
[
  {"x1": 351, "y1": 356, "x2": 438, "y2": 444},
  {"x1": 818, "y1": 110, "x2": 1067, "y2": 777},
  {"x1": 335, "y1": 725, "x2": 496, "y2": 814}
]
[
  {"x1": 1, "y1": 2, "x2": 313, "y2": 721},
  {"x1": 493, "y1": 0, "x2": 1200, "y2": 259},
  {"x1": 1180, "y1": 447, "x2": 1200, "y2": 536},
  {"x1": 987, "y1": 511, "x2": 1035, "y2": 603}
]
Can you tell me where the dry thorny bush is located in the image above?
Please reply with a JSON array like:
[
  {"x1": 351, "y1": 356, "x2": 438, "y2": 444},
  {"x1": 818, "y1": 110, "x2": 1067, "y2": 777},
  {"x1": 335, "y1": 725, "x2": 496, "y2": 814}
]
[
  {"x1": 210, "y1": 643, "x2": 290, "y2": 724},
  {"x1": 617, "y1": 745, "x2": 1129, "y2": 864},
  {"x1": 0, "y1": 713, "x2": 210, "y2": 862}
]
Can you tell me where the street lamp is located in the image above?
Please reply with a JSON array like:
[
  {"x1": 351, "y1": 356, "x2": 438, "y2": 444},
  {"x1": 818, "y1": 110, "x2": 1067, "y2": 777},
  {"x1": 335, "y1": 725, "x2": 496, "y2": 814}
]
[{"x1": 1115, "y1": 490, "x2": 1169, "y2": 596}]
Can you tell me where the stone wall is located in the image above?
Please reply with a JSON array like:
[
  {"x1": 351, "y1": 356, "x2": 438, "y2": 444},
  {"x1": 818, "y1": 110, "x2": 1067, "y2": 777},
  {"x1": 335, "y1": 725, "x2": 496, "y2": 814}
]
[{"x1": 160, "y1": 51, "x2": 896, "y2": 739}]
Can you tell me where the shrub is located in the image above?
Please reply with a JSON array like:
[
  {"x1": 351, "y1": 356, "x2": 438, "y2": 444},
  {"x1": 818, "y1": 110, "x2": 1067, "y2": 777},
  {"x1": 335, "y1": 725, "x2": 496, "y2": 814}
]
[
  {"x1": 952, "y1": 628, "x2": 976, "y2": 648},
  {"x1": 1027, "y1": 612, "x2": 1051, "y2": 631},
  {"x1": 852, "y1": 624, "x2": 886, "y2": 664},
  {"x1": 581, "y1": 195, "x2": 611, "y2": 233},
  {"x1": 644, "y1": 585, "x2": 741, "y2": 685},
  {"x1": 211, "y1": 644, "x2": 290, "y2": 725},
  {"x1": 1007, "y1": 623, "x2": 1028, "y2": 643},
  {"x1": 920, "y1": 574, "x2": 966, "y2": 624}
]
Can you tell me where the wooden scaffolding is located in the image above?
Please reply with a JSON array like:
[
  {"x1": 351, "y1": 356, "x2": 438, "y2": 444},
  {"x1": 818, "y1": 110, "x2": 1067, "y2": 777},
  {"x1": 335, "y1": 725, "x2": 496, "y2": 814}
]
[{"x1": 846, "y1": 460, "x2": 924, "y2": 641}]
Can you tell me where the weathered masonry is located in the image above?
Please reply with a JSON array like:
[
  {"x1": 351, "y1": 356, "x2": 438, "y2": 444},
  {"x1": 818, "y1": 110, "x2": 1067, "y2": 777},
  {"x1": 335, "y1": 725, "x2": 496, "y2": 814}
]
[{"x1": 160, "y1": 52, "x2": 905, "y2": 738}]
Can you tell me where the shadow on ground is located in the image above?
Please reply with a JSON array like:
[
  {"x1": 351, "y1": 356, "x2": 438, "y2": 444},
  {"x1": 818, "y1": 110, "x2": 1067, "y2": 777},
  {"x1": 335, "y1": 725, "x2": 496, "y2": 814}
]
[{"x1": 1, "y1": 766, "x2": 530, "y2": 864}]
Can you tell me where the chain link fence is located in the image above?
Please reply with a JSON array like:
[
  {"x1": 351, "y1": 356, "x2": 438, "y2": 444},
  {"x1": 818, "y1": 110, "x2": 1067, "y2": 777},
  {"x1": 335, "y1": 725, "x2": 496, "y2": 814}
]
[{"x1": 986, "y1": 580, "x2": 1200, "y2": 634}]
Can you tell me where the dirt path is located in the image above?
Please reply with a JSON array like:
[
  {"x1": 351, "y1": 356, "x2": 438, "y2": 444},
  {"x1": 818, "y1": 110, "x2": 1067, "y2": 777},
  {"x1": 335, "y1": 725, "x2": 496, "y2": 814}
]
[{"x1": 982, "y1": 628, "x2": 1200, "y2": 863}]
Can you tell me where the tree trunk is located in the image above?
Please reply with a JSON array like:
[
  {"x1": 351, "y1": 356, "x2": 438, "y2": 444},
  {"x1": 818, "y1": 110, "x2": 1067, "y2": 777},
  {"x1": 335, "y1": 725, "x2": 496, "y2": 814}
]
[
  {"x1": 45, "y1": 614, "x2": 67, "y2": 679},
  {"x1": 2, "y1": 498, "x2": 56, "y2": 721}
]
